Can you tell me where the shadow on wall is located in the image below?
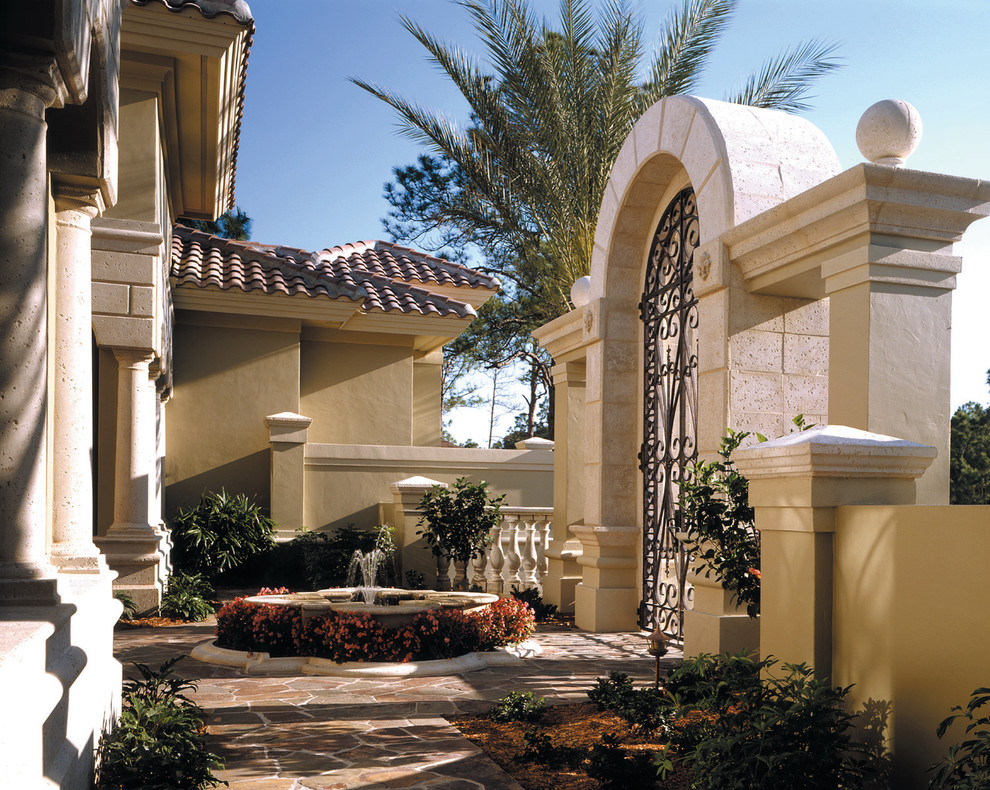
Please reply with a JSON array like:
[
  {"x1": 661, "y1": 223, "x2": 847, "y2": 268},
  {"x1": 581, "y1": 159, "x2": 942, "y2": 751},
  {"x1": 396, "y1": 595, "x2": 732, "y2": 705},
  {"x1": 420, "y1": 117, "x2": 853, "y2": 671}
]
[{"x1": 165, "y1": 450, "x2": 270, "y2": 517}]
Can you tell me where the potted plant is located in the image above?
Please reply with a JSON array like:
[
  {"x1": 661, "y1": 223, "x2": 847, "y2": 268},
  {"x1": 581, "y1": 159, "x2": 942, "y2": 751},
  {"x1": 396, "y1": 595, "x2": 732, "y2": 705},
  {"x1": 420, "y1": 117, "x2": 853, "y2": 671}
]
[{"x1": 417, "y1": 477, "x2": 505, "y2": 590}]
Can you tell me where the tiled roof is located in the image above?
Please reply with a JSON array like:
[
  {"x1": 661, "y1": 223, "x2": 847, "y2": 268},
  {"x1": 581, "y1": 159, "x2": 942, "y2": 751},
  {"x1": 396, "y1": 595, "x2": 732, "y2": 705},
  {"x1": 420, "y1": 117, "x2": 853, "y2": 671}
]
[
  {"x1": 131, "y1": 0, "x2": 253, "y2": 212},
  {"x1": 170, "y1": 226, "x2": 498, "y2": 319}
]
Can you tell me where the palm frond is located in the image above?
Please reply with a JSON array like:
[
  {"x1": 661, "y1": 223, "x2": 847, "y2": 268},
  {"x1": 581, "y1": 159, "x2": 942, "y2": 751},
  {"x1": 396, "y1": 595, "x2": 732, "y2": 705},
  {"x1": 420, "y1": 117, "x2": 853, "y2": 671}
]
[
  {"x1": 723, "y1": 38, "x2": 843, "y2": 112},
  {"x1": 642, "y1": 0, "x2": 735, "y2": 105}
]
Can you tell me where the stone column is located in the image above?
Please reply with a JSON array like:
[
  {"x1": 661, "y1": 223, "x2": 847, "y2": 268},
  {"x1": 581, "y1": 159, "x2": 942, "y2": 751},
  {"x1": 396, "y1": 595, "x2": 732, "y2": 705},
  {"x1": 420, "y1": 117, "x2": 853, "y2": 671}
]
[
  {"x1": 571, "y1": 524, "x2": 640, "y2": 632},
  {"x1": 543, "y1": 360, "x2": 585, "y2": 612},
  {"x1": 389, "y1": 476, "x2": 447, "y2": 587},
  {"x1": 266, "y1": 412, "x2": 312, "y2": 541},
  {"x1": 734, "y1": 425, "x2": 934, "y2": 680},
  {"x1": 0, "y1": 58, "x2": 62, "y2": 601},
  {"x1": 50, "y1": 182, "x2": 107, "y2": 573},
  {"x1": 96, "y1": 350, "x2": 168, "y2": 611}
]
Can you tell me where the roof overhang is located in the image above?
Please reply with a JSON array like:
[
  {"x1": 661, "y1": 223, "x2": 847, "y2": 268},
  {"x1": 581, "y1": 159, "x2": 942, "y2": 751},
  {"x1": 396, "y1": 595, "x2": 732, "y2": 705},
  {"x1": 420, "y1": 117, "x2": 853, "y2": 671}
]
[
  {"x1": 171, "y1": 284, "x2": 476, "y2": 352},
  {"x1": 120, "y1": 0, "x2": 251, "y2": 218}
]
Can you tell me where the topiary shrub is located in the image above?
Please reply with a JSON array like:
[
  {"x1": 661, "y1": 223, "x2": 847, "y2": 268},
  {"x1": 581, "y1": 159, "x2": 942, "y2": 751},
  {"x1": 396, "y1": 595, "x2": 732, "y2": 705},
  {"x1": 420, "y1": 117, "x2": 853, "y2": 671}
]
[
  {"x1": 95, "y1": 657, "x2": 225, "y2": 789},
  {"x1": 171, "y1": 489, "x2": 277, "y2": 580},
  {"x1": 488, "y1": 691, "x2": 546, "y2": 723}
]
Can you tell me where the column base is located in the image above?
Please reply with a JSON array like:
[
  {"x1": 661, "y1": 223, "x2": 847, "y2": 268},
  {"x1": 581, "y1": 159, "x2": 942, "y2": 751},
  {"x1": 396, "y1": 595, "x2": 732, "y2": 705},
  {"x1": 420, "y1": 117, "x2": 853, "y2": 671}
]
[
  {"x1": 543, "y1": 539, "x2": 582, "y2": 613},
  {"x1": 96, "y1": 524, "x2": 170, "y2": 613},
  {"x1": 0, "y1": 576, "x2": 60, "y2": 605},
  {"x1": 683, "y1": 609, "x2": 760, "y2": 658},
  {"x1": 574, "y1": 583, "x2": 640, "y2": 632}
]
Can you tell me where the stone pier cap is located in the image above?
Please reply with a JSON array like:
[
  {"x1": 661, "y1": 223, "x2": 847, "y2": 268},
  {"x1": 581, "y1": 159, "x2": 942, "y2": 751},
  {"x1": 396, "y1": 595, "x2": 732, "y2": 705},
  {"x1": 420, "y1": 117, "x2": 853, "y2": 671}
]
[{"x1": 734, "y1": 425, "x2": 936, "y2": 480}]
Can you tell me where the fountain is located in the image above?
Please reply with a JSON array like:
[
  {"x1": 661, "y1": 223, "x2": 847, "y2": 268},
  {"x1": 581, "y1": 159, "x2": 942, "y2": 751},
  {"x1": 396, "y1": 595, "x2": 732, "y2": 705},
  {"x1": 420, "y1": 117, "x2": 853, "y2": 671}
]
[{"x1": 346, "y1": 548, "x2": 386, "y2": 604}]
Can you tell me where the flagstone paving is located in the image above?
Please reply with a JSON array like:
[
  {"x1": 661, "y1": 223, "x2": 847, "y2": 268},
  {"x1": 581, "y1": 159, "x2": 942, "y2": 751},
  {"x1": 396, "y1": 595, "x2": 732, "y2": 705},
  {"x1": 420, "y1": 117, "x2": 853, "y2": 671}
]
[{"x1": 114, "y1": 616, "x2": 682, "y2": 789}]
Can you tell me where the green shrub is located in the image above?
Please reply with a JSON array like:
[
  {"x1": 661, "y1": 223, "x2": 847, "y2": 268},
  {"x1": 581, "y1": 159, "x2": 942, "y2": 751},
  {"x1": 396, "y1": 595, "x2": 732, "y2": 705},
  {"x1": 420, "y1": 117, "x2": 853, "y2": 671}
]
[
  {"x1": 171, "y1": 489, "x2": 276, "y2": 580},
  {"x1": 588, "y1": 670, "x2": 636, "y2": 711},
  {"x1": 928, "y1": 687, "x2": 990, "y2": 789},
  {"x1": 289, "y1": 525, "x2": 392, "y2": 589},
  {"x1": 95, "y1": 657, "x2": 225, "y2": 789},
  {"x1": 586, "y1": 732, "x2": 659, "y2": 790},
  {"x1": 675, "y1": 657, "x2": 871, "y2": 790},
  {"x1": 417, "y1": 478, "x2": 504, "y2": 585},
  {"x1": 114, "y1": 591, "x2": 137, "y2": 621},
  {"x1": 520, "y1": 728, "x2": 583, "y2": 770},
  {"x1": 511, "y1": 586, "x2": 558, "y2": 621},
  {"x1": 488, "y1": 691, "x2": 546, "y2": 723},
  {"x1": 665, "y1": 650, "x2": 763, "y2": 708},
  {"x1": 404, "y1": 569, "x2": 427, "y2": 589},
  {"x1": 160, "y1": 573, "x2": 216, "y2": 622}
]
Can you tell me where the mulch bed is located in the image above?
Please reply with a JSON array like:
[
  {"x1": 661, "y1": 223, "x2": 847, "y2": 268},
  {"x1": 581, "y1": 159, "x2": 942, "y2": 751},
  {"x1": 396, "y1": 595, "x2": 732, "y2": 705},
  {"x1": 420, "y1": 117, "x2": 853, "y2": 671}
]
[{"x1": 449, "y1": 701, "x2": 691, "y2": 790}]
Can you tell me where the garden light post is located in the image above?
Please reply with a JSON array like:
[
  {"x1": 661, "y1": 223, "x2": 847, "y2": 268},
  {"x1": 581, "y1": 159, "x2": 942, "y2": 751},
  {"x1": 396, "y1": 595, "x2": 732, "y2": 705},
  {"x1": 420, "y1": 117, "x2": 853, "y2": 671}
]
[{"x1": 647, "y1": 628, "x2": 668, "y2": 688}]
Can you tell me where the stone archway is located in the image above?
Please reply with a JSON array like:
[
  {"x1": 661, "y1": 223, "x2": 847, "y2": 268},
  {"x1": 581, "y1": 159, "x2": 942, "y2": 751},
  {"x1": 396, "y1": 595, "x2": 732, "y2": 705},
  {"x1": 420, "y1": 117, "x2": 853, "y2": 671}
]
[{"x1": 573, "y1": 95, "x2": 840, "y2": 632}]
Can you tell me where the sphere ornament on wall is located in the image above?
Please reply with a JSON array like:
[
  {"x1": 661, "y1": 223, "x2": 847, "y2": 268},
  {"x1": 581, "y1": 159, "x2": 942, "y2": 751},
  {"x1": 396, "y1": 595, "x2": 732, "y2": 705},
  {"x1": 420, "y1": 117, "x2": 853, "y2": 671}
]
[{"x1": 856, "y1": 99, "x2": 922, "y2": 166}]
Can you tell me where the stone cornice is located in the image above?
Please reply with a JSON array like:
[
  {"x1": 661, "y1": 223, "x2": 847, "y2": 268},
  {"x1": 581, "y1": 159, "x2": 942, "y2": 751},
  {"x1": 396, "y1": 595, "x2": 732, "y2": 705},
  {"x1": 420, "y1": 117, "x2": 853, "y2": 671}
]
[
  {"x1": 734, "y1": 425, "x2": 936, "y2": 480},
  {"x1": 724, "y1": 163, "x2": 990, "y2": 298},
  {"x1": 532, "y1": 300, "x2": 598, "y2": 362}
]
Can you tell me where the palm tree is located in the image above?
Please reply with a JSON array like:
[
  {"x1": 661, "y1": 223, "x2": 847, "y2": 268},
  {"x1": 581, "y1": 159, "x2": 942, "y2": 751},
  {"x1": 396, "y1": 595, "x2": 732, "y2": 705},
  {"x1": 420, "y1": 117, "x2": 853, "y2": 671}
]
[
  {"x1": 354, "y1": 0, "x2": 839, "y2": 315},
  {"x1": 353, "y1": 0, "x2": 840, "y2": 439}
]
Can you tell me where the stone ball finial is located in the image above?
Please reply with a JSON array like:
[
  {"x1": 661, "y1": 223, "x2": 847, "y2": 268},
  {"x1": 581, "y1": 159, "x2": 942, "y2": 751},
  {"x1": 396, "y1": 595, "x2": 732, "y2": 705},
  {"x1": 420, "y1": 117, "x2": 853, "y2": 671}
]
[
  {"x1": 570, "y1": 275, "x2": 591, "y2": 307},
  {"x1": 856, "y1": 99, "x2": 922, "y2": 166}
]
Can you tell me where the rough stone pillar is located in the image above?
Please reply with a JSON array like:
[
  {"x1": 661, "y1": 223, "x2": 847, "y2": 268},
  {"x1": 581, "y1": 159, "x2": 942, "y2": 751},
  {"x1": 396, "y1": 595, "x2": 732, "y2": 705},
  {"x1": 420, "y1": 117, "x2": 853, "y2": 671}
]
[
  {"x1": 50, "y1": 182, "x2": 108, "y2": 573},
  {"x1": 543, "y1": 360, "x2": 585, "y2": 612},
  {"x1": 266, "y1": 412, "x2": 312, "y2": 541},
  {"x1": 389, "y1": 476, "x2": 447, "y2": 587},
  {"x1": 96, "y1": 349, "x2": 168, "y2": 611},
  {"x1": 0, "y1": 60, "x2": 62, "y2": 601},
  {"x1": 734, "y1": 425, "x2": 934, "y2": 680}
]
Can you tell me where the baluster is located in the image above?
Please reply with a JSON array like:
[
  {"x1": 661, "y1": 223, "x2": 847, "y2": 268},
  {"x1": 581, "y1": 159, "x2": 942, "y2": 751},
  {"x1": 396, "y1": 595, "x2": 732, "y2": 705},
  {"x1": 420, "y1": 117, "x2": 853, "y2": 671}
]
[
  {"x1": 485, "y1": 519, "x2": 505, "y2": 594},
  {"x1": 435, "y1": 553, "x2": 452, "y2": 591},
  {"x1": 535, "y1": 515, "x2": 551, "y2": 590},
  {"x1": 471, "y1": 545, "x2": 488, "y2": 591},
  {"x1": 503, "y1": 514, "x2": 522, "y2": 592},
  {"x1": 519, "y1": 517, "x2": 539, "y2": 589},
  {"x1": 452, "y1": 559, "x2": 468, "y2": 591}
]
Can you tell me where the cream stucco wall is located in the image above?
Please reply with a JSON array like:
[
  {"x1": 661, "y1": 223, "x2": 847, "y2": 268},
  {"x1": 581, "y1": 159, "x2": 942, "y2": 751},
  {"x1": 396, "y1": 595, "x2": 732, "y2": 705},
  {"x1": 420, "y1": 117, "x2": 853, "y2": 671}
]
[
  {"x1": 833, "y1": 504, "x2": 990, "y2": 789},
  {"x1": 300, "y1": 329, "x2": 416, "y2": 446},
  {"x1": 165, "y1": 311, "x2": 301, "y2": 511}
]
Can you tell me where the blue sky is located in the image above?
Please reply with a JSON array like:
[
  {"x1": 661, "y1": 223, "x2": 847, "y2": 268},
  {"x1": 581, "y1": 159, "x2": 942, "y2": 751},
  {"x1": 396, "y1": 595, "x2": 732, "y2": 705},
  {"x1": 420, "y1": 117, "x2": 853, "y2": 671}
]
[{"x1": 234, "y1": 0, "x2": 990, "y2": 441}]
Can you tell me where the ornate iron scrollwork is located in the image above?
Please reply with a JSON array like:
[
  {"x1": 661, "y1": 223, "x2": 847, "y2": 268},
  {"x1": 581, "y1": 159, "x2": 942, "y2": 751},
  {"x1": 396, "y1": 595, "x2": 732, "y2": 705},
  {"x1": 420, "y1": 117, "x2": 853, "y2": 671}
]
[{"x1": 638, "y1": 186, "x2": 700, "y2": 639}]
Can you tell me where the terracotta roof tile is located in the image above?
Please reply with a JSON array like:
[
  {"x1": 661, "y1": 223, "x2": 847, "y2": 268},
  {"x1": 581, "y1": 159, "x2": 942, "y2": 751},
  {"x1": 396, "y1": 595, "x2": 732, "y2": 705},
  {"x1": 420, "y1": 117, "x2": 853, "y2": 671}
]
[{"x1": 170, "y1": 226, "x2": 496, "y2": 320}]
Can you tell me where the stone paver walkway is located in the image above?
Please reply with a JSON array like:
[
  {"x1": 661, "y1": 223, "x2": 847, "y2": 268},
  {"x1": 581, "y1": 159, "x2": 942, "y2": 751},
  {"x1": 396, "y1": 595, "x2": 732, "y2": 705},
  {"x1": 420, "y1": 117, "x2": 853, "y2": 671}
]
[{"x1": 114, "y1": 617, "x2": 682, "y2": 790}]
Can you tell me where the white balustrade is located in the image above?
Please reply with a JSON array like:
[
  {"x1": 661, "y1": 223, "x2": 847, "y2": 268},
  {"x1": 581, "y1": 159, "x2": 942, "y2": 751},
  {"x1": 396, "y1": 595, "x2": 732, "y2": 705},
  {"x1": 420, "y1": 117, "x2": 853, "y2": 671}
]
[{"x1": 465, "y1": 507, "x2": 553, "y2": 595}]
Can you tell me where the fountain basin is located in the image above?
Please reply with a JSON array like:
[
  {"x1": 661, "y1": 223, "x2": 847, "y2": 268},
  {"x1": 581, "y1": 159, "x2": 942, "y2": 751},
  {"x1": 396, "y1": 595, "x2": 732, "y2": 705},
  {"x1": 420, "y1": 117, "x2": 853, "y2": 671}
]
[{"x1": 241, "y1": 587, "x2": 499, "y2": 628}]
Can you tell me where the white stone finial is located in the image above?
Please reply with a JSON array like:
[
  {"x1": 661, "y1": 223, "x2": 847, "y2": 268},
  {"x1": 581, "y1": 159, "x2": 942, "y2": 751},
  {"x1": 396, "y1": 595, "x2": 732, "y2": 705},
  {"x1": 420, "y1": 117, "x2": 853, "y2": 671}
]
[
  {"x1": 570, "y1": 275, "x2": 591, "y2": 307},
  {"x1": 856, "y1": 99, "x2": 922, "y2": 166}
]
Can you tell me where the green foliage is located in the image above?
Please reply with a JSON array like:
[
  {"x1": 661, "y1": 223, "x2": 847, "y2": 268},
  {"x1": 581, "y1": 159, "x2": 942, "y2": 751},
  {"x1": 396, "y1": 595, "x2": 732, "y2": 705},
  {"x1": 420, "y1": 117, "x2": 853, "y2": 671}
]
[
  {"x1": 665, "y1": 650, "x2": 763, "y2": 709},
  {"x1": 678, "y1": 429, "x2": 761, "y2": 617},
  {"x1": 586, "y1": 732, "x2": 659, "y2": 790},
  {"x1": 364, "y1": 0, "x2": 840, "y2": 431},
  {"x1": 290, "y1": 525, "x2": 374, "y2": 589},
  {"x1": 951, "y1": 372, "x2": 990, "y2": 503},
  {"x1": 404, "y1": 569, "x2": 427, "y2": 590},
  {"x1": 588, "y1": 670, "x2": 636, "y2": 710},
  {"x1": 488, "y1": 691, "x2": 546, "y2": 723},
  {"x1": 510, "y1": 586, "x2": 557, "y2": 621},
  {"x1": 417, "y1": 477, "x2": 504, "y2": 569},
  {"x1": 171, "y1": 489, "x2": 277, "y2": 580},
  {"x1": 179, "y1": 207, "x2": 252, "y2": 240},
  {"x1": 673, "y1": 656, "x2": 871, "y2": 789},
  {"x1": 495, "y1": 404, "x2": 552, "y2": 449},
  {"x1": 95, "y1": 658, "x2": 225, "y2": 789},
  {"x1": 587, "y1": 671, "x2": 672, "y2": 732},
  {"x1": 521, "y1": 728, "x2": 584, "y2": 770},
  {"x1": 160, "y1": 573, "x2": 217, "y2": 622},
  {"x1": 115, "y1": 591, "x2": 138, "y2": 621},
  {"x1": 928, "y1": 687, "x2": 990, "y2": 789}
]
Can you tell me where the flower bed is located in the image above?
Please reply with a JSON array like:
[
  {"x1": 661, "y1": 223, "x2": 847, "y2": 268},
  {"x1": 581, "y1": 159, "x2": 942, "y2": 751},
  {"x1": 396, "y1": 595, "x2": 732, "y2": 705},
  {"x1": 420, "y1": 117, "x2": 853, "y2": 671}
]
[{"x1": 214, "y1": 594, "x2": 535, "y2": 663}]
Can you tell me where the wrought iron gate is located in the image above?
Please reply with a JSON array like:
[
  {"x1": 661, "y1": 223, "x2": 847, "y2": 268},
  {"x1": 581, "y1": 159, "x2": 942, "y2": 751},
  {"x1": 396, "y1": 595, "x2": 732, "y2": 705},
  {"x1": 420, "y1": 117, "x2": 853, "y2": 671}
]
[{"x1": 638, "y1": 187, "x2": 700, "y2": 638}]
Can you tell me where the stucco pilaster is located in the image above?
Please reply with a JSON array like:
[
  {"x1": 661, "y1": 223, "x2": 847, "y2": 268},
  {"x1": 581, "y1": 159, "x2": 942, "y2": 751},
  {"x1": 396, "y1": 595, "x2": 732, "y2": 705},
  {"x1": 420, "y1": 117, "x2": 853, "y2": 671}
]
[
  {"x1": 734, "y1": 425, "x2": 934, "y2": 680},
  {"x1": 389, "y1": 476, "x2": 447, "y2": 586},
  {"x1": 266, "y1": 412, "x2": 312, "y2": 541},
  {"x1": 0, "y1": 59, "x2": 63, "y2": 602}
]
